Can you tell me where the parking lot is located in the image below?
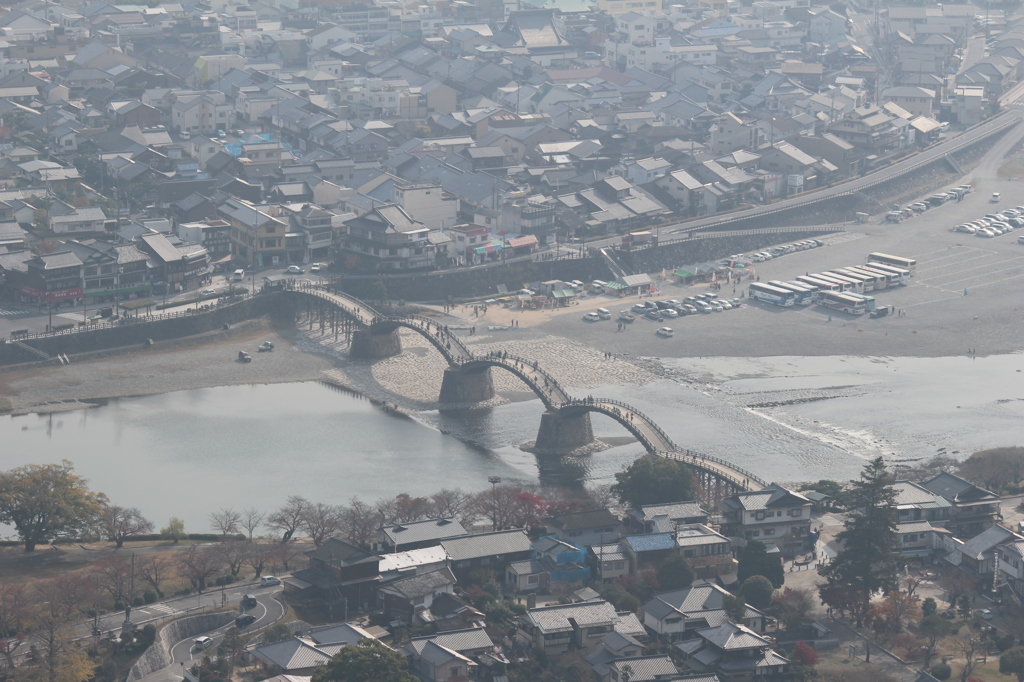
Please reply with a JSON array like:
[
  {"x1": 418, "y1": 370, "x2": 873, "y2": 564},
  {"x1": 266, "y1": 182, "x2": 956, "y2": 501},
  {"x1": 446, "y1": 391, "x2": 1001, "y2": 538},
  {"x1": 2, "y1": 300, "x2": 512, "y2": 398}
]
[{"x1": 536, "y1": 182, "x2": 1024, "y2": 359}]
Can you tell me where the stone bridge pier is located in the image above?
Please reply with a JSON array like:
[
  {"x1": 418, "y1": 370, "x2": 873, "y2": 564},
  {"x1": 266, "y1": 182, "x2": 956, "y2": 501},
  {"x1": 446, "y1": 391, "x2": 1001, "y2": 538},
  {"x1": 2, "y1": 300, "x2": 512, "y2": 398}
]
[
  {"x1": 349, "y1": 328, "x2": 402, "y2": 359},
  {"x1": 438, "y1": 365, "x2": 496, "y2": 405},
  {"x1": 533, "y1": 409, "x2": 595, "y2": 454}
]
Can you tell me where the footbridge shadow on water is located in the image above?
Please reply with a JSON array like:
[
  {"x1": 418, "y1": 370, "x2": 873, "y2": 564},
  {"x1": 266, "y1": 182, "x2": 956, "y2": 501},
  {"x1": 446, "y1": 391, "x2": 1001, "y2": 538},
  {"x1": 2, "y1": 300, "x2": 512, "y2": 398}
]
[{"x1": 289, "y1": 284, "x2": 766, "y2": 505}]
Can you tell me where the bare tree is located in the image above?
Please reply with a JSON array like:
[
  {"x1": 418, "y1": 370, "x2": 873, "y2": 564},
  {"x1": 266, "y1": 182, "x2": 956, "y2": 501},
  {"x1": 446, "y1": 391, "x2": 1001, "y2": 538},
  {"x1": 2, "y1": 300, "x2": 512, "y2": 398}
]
[
  {"x1": 240, "y1": 507, "x2": 265, "y2": 541},
  {"x1": 91, "y1": 556, "x2": 132, "y2": 604},
  {"x1": 955, "y1": 635, "x2": 984, "y2": 682},
  {"x1": 99, "y1": 505, "x2": 154, "y2": 548},
  {"x1": 301, "y1": 502, "x2": 345, "y2": 547},
  {"x1": 0, "y1": 583, "x2": 32, "y2": 669},
  {"x1": 244, "y1": 542, "x2": 275, "y2": 578},
  {"x1": 342, "y1": 497, "x2": 379, "y2": 549},
  {"x1": 176, "y1": 544, "x2": 224, "y2": 591},
  {"x1": 271, "y1": 541, "x2": 307, "y2": 572},
  {"x1": 210, "y1": 541, "x2": 248, "y2": 578},
  {"x1": 585, "y1": 483, "x2": 618, "y2": 510},
  {"x1": 266, "y1": 496, "x2": 310, "y2": 542},
  {"x1": 138, "y1": 554, "x2": 173, "y2": 598},
  {"x1": 33, "y1": 574, "x2": 97, "y2": 682},
  {"x1": 209, "y1": 508, "x2": 242, "y2": 537},
  {"x1": 430, "y1": 489, "x2": 472, "y2": 522}
]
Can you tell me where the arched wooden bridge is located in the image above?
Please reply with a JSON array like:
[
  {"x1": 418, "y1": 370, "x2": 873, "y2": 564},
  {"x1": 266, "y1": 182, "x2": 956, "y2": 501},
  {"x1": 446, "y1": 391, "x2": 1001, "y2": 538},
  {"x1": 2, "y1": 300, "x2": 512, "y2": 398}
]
[{"x1": 293, "y1": 284, "x2": 765, "y2": 502}]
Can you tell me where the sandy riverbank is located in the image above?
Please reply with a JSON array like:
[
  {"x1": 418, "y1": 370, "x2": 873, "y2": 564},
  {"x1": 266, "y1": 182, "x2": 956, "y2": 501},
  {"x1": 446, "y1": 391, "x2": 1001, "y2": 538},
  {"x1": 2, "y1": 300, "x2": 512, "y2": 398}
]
[{"x1": 0, "y1": 319, "x2": 337, "y2": 415}]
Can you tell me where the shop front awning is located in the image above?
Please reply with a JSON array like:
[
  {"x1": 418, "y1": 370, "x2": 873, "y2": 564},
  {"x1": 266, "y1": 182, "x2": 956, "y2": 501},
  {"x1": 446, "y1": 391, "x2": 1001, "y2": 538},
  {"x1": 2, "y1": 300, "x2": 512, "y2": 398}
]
[
  {"x1": 210, "y1": 254, "x2": 233, "y2": 265},
  {"x1": 473, "y1": 242, "x2": 504, "y2": 255},
  {"x1": 674, "y1": 268, "x2": 695, "y2": 278},
  {"x1": 549, "y1": 289, "x2": 577, "y2": 299},
  {"x1": 507, "y1": 235, "x2": 538, "y2": 248}
]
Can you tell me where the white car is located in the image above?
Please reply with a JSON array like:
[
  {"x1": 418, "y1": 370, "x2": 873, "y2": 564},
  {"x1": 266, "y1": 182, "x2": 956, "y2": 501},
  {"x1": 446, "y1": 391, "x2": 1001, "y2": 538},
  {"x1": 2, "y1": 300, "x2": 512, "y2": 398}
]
[
  {"x1": 978, "y1": 229, "x2": 996, "y2": 238},
  {"x1": 955, "y1": 225, "x2": 976, "y2": 234},
  {"x1": 201, "y1": 288, "x2": 216, "y2": 296},
  {"x1": 978, "y1": 609, "x2": 993, "y2": 620},
  {"x1": 596, "y1": 308, "x2": 612, "y2": 320},
  {"x1": 583, "y1": 312, "x2": 601, "y2": 321},
  {"x1": 710, "y1": 302, "x2": 724, "y2": 312},
  {"x1": 310, "y1": 263, "x2": 322, "y2": 272},
  {"x1": 750, "y1": 254, "x2": 766, "y2": 262},
  {"x1": 656, "y1": 327, "x2": 674, "y2": 337},
  {"x1": 260, "y1": 576, "x2": 281, "y2": 586},
  {"x1": 661, "y1": 308, "x2": 679, "y2": 318}
]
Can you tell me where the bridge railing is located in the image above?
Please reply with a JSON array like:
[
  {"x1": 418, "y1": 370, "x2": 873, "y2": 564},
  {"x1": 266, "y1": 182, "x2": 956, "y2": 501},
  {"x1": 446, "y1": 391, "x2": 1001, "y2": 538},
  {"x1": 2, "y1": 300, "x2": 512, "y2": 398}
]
[
  {"x1": 477, "y1": 351, "x2": 570, "y2": 405},
  {"x1": 668, "y1": 449, "x2": 768, "y2": 488},
  {"x1": 588, "y1": 398, "x2": 677, "y2": 450}
]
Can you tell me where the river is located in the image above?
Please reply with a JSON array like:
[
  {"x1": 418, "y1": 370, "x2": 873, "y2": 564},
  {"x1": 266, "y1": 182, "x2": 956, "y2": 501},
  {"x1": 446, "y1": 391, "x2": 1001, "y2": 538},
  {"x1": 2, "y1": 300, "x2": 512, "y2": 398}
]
[{"x1": 2, "y1": 353, "x2": 1021, "y2": 534}]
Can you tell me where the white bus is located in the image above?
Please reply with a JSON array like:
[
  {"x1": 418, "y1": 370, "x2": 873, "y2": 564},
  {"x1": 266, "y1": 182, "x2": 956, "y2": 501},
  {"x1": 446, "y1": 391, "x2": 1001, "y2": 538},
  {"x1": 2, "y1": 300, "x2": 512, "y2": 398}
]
[
  {"x1": 809, "y1": 273, "x2": 853, "y2": 292},
  {"x1": 861, "y1": 262, "x2": 910, "y2": 285},
  {"x1": 821, "y1": 271, "x2": 866, "y2": 294},
  {"x1": 769, "y1": 280, "x2": 817, "y2": 305},
  {"x1": 749, "y1": 282, "x2": 797, "y2": 306},
  {"x1": 845, "y1": 266, "x2": 890, "y2": 290},
  {"x1": 832, "y1": 268, "x2": 876, "y2": 292},
  {"x1": 818, "y1": 291, "x2": 867, "y2": 315},
  {"x1": 868, "y1": 253, "x2": 916, "y2": 274},
  {"x1": 797, "y1": 275, "x2": 841, "y2": 292}
]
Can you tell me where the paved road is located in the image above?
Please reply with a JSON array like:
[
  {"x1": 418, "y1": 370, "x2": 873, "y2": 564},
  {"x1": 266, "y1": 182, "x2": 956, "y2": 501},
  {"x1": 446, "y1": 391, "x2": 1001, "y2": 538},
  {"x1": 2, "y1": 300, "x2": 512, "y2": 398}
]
[{"x1": 135, "y1": 585, "x2": 285, "y2": 682}]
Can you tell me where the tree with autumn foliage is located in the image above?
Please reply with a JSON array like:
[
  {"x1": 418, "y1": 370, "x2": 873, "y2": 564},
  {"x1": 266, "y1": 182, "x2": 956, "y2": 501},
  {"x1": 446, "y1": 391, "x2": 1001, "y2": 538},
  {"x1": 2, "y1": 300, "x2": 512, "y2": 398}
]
[
  {"x1": 866, "y1": 590, "x2": 921, "y2": 635},
  {"x1": 792, "y1": 641, "x2": 818, "y2": 667},
  {"x1": 470, "y1": 485, "x2": 547, "y2": 531}
]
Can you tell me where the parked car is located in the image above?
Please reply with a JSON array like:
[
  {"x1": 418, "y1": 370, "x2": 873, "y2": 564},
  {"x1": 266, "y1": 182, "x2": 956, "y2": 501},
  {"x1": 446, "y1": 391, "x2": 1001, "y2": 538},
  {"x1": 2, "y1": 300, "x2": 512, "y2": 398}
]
[
  {"x1": 750, "y1": 253, "x2": 766, "y2": 262},
  {"x1": 201, "y1": 288, "x2": 216, "y2": 296},
  {"x1": 681, "y1": 304, "x2": 698, "y2": 315},
  {"x1": 618, "y1": 311, "x2": 635, "y2": 322},
  {"x1": 910, "y1": 203, "x2": 929, "y2": 212},
  {"x1": 632, "y1": 303, "x2": 648, "y2": 313},
  {"x1": 260, "y1": 576, "x2": 281, "y2": 586},
  {"x1": 719, "y1": 301, "x2": 733, "y2": 310},
  {"x1": 661, "y1": 308, "x2": 679, "y2": 318},
  {"x1": 709, "y1": 302, "x2": 724, "y2": 312},
  {"x1": 645, "y1": 310, "x2": 663, "y2": 321},
  {"x1": 694, "y1": 301, "x2": 712, "y2": 313},
  {"x1": 596, "y1": 308, "x2": 612, "y2": 319},
  {"x1": 583, "y1": 312, "x2": 601, "y2": 321},
  {"x1": 978, "y1": 229, "x2": 996, "y2": 238},
  {"x1": 991, "y1": 192, "x2": 1001, "y2": 202},
  {"x1": 656, "y1": 327, "x2": 674, "y2": 337},
  {"x1": 955, "y1": 225, "x2": 977, "y2": 234}
]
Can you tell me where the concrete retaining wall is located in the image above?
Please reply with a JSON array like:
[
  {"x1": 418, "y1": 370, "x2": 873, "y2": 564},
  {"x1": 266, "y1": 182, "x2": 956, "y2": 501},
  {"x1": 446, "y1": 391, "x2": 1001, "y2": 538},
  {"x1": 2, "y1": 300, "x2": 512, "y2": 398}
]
[
  {"x1": 1, "y1": 295, "x2": 286, "y2": 366},
  {"x1": 126, "y1": 611, "x2": 236, "y2": 682}
]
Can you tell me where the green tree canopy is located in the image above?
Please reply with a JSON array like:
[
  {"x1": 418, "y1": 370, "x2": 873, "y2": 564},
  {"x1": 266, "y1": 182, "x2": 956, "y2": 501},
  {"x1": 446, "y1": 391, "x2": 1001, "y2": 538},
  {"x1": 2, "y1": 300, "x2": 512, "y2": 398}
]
[
  {"x1": 160, "y1": 517, "x2": 186, "y2": 543},
  {"x1": 737, "y1": 541, "x2": 785, "y2": 588},
  {"x1": 818, "y1": 457, "x2": 898, "y2": 627},
  {"x1": 740, "y1": 575, "x2": 775, "y2": 610},
  {"x1": 0, "y1": 460, "x2": 106, "y2": 551},
  {"x1": 610, "y1": 455, "x2": 696, "y2": 509},
  {"x1": 656, "y1": 555, "x2": 695, "y2": 591},
  {"x1": 1000, "y1": 646, "x2": 1024, "y2": 682},
  {"x1": 311, "y1": 639, "x2": 416, "y2": 682}
]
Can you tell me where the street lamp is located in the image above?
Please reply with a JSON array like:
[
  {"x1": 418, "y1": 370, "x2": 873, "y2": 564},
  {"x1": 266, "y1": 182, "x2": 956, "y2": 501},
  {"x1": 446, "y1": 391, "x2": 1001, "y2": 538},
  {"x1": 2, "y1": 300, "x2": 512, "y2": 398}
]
[{"x1": 488, "y1": 476, "x2": 501, "y2": 531}]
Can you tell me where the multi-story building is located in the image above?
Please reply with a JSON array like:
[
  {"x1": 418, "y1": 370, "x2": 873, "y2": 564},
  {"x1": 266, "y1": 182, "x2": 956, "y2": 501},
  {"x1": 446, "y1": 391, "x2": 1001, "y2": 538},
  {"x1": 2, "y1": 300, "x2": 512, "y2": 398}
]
[
  {"x1": 177, "y1": 219, "x2": 233, "y2": 263},
  {"x1": 218, "y1": 197, "x2": 290, "y2": 268},
  {"x1": 892, "y1": 480, "x2": 952, "y2": 528},
  {"x1": 719, "y1": 485, "x2": 812, "y2": 557},
  {"x1": 342, "y1": 204, "x2": 437, "y2": 271},
  {"x1": 920, "y1": 472, "x2": 1001, "y2": 538}
]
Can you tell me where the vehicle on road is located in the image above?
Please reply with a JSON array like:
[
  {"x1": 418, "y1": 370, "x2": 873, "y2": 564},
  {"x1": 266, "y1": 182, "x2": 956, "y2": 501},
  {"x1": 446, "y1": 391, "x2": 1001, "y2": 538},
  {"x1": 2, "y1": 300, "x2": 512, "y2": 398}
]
[
  {"x1": 233, "y1": 269, "x2": 245, "y2": 281},
  {"x1": 991, "y1": 192, "x2": 1001, "y2": 202},
  {"x1": 242, "y1": 594, "x2": 257, "y2": 608},
  {"x1": 596, "y1": 308, "x2": 612, "y2": 319},
  {"x1": 260, "y1": 576, "x2": 281, "y2": 586},
  {"x1": 656, "y1": 327, "x2": 673, "y2": 337},
  {"x1": 258, "y1": 342, "x2": 275, "y2": 352},
  {"x1": 310, "y1": 263, "x2": 322, "y2": 272},
  {"x1": 238, "y1": 351, "x2": 252, "y2": 363},
  {"x1": 631, "y1": 303, "x2": 648, "y2": 313},
  {"x1": 885, "y1": 211, "x2": 903, "y2": 223},
  {"x1": 194, "y1": 636, "x2": 214, "y2": 650},
  {"x1": 618, "y1": 311, "x2": 635, "y2": 322},
  {"x1": 235, "y1": 614, "x2": 257, "y2": 628},
  {"x1": 201, "y1": 289, "x2": 216, "y2": 296},
  {"x1": 978, "y1": 609, "x2": 993, "y2": 620},
  {"x1": 286, "y1": 265, "x2": 305, "y2": 274},
  {"x1": 583, "y1": 312, "x2": 601, "y2": 322}
]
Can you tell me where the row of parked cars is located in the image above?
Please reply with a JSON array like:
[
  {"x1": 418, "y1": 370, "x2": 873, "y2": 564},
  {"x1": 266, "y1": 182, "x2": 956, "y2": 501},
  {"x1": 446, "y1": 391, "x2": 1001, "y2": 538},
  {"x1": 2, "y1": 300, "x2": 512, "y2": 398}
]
[
  {"x1": 887, "y1": 185, "x2": 973, "y2": 222},
  {"x1": 632, "y1": 295, "x2": 742, "y2": 319},
  {"x1": 743, "y1": 239, "x2": 824, "y2": 263},
  {"x1": 954, "y1": 206, "x2": 1024, "y2": 238}
]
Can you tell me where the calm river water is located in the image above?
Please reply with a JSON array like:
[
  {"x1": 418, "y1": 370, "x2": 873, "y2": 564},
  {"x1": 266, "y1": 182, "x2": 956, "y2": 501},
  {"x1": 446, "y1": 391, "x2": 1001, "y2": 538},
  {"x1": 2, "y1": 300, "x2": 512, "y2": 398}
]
[{"x1": 3, "y1": 353, "x2": 1021, "y2": 535}]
